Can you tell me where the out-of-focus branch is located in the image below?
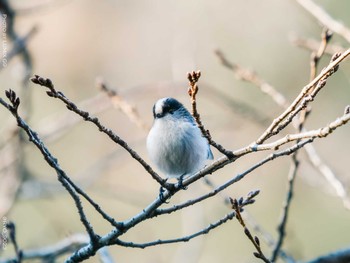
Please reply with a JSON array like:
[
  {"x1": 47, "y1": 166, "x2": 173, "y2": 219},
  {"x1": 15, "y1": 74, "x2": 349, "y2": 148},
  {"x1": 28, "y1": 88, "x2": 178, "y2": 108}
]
[
  {"x1": 216, "y1": 49, "x2": 350, "y2": 210},
  {"x1": 30, "y1": 75, "x2": 170, "y2": 190},
  {"x1": 0, "y1": 233, "x2": 115, "y2": 263},
  {"x1": 255, "y1": 50, "x2": 348, "y2": 144},
  {"x1": 96, "y1": 78, "x2": 149, "y2": 132},
  {"x1": 296, "y1": 0, "x2": 350, "y2": 44},
  {"x1": 290, "y1": 34, "x2": 346, "y2": 55},
  {"x1": 6, "y1": 26, "x2": 38, "y2": 67},
  {"x1": 0, "y1": 90, "x2": 101, "y2": 245},
  {"x1": 215, "y1": 50, "x2": 289, "y2": 108},
  {"x1": 305, "y1": 247, "x2": 350, "y2": 263}
]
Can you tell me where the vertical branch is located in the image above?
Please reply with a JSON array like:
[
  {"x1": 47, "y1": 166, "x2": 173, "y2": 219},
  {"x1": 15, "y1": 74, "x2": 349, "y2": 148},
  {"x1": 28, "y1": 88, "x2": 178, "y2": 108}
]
[
  {"x1": 270, "y1": 155, "x2": 299, "y2": 262},
  {"x1": 272, "y1": 28, "x2": 331, "y2": 262},
  {"x1": 7, "y1": 222, "x2": 23, "y2": 263},
  {"x1": 229, "y1": 194, "x2": 271, "y2": 263},
  {"x1": 299, "y1": 28, "x2": 332, "y2": 129},
  {"x1": 187, "y1": 71, "x2": 234, "y2": 158}
]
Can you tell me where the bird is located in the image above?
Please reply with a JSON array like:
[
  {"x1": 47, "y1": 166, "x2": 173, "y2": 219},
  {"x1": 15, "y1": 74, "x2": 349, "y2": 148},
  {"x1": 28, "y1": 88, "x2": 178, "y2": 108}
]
[{"x1": 147, "y1": 97, "x2": 213, "y2": 183}]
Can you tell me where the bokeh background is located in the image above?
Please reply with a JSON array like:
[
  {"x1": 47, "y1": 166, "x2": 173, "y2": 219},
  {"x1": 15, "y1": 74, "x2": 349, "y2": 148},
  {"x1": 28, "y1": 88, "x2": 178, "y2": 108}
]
[{"x1": 1, "y1": 0, "x2": 350, "y2": 262}]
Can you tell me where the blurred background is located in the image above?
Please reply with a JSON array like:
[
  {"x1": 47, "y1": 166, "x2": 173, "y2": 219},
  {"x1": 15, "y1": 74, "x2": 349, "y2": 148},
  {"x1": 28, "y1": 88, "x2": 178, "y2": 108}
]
[{"x1": 0, "y1": 0, "x2": 350, "y2": 262}]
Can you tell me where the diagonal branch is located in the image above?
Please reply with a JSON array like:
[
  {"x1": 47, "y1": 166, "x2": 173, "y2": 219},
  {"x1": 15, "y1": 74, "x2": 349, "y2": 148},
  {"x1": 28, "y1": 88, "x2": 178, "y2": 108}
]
[
  {"x1": 216, "y1": 49, "x2": 350, "y2": 210},
  {"x1": 114, "y1": 211, "x2": 236, "y2": 248},
  {"x1": 30, "y1": 75, "x2": 170, "y2": 190},
  {"x1": 0, "y1": 91, "x2": 100, "y2": 245},
  {"x1": 296, "y1": 0, "x2": 350, "y2": 44}
]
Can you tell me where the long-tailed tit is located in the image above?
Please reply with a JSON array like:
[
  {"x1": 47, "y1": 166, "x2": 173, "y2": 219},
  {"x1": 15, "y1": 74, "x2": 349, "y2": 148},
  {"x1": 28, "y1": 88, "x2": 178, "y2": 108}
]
[{"x1": 147, "y1": 97, "x2": 213, "y2": 183}]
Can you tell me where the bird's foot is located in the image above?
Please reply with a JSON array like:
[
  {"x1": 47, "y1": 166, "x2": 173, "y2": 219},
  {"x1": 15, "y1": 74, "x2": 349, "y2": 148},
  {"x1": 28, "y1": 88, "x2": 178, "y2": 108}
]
[
  {"x1": 159, "y1": 178, "x2": 171, "y2": 203},
  {"x1": 177, "y1": 174, "x2": 188, "y2": 190}
]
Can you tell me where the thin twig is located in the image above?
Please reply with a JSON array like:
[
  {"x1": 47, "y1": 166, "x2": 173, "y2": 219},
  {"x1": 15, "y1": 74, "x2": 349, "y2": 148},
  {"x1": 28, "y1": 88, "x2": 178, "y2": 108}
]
[
  {"x1": 255, "y1": 50, "x2": 349, "y2": 144},
  {"x1": 310, "y1": 28, "x2": 333, "y2": 81},
  {"x1": 296, "y1": 0, "x2": 350, "y2": 44},
  {"x1": 216, "y1": 49, "x2": 350, "y2": 210},
  {"x1": 290, "y1": 34, "x2": 346, "y2": 55},
  {"x1": 0, "y1": 91, "x2": 102, "y2": 246},
  {"x1": 23, "y1": 234, "x2": 88, "y2": 261},
  {"x1": 96, "y1": 78, "x2": 149, "y2": 132},
  {"x1": 230, "y1": 194, "x2": 271, "y2": 263},
  {"x1": 114, "y1": 211, "x2": 236, "y2": 248},
  {"x1": 299, "y1": 28, "x2": 332, "y2": 131},
  {"x1": 187, "y1": 70, "x2": 235, "y2": 158},
  {"x1": 270, "y1": 155, "x2": 299, "y2": 262},
  {"x1": 154, "y1": 139, "x2": 314, "y2": 217},
  {"x1": 30, "y1": 75, "x2": 170, "y2": 190}
]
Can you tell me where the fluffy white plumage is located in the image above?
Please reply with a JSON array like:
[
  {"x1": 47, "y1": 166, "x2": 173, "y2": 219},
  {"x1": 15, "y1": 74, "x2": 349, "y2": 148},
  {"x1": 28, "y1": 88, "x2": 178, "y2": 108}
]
[{"x1": 147, "y1": 97, "x2": 213, "y2": 179}]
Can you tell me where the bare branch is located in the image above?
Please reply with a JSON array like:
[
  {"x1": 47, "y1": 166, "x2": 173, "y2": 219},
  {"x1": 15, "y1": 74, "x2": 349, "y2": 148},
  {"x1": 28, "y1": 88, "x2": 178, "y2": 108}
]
[
  {"x1": 155, "y1": 139, "x2": 314, "y2": 217},
  {"x1": 0, "y1": 234, "x2": 88, "y2": 263},
  {"x1": 114, "y1": 211, "x2": 236, "y2": 248},
  {"x1": 309, "y1": 28, "x2": 333, "y2": 81},
  {"x1": 96, "y1": 78, "x2": 149, "y2": 132},
  {"x1": 187, "y1": 70, "x2": 234, "y2": 158},
  {"x1": 255, "y1": 50, "x2": 348, "y2": 144},
  {"x1": 271, "y1": 155, "x2": 299, "y2": 262},
  {"x1": 290, "y1": 34, "x2": 346, "y2": 55},
  {"x1": 216, "y1": 49, "x2": 350, "y2": 210},
  {"x1": 296, "y1": 0, "x2": 350, "y2": 44},
  {"x1": 230, "y1": 195, "x2": 271, "y2": 263},
  {"x1": 30, "y1": 75, "x2": 170, "y2": 190}
]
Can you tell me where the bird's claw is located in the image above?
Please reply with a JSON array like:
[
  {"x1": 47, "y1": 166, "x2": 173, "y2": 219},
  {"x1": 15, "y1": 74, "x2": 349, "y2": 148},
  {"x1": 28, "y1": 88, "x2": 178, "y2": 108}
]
[
  {"x1": 159, "y1": 186, "x2": 170, "y2": 203},
  {"x1": 177, "y1": 175, "x2": 188, "y2": 190}
]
